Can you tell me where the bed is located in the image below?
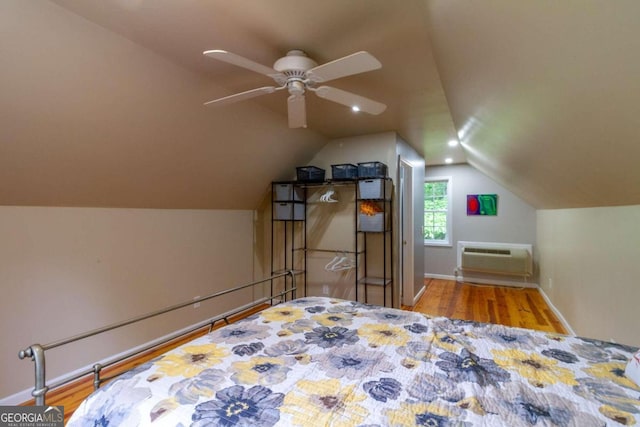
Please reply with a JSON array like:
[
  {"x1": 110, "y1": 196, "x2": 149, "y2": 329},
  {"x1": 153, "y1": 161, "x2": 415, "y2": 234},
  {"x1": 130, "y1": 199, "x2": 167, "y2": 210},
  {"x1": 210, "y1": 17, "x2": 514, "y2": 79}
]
[{"x1": 64, "y1": 296, "x2": 640, "y2": 426}]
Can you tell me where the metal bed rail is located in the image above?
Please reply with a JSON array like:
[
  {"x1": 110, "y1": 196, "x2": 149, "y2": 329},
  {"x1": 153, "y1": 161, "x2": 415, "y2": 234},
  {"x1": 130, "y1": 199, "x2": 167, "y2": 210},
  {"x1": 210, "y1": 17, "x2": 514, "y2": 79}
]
[{"x1": 18, "y1": 270, "x2": 297, "y2": 406}]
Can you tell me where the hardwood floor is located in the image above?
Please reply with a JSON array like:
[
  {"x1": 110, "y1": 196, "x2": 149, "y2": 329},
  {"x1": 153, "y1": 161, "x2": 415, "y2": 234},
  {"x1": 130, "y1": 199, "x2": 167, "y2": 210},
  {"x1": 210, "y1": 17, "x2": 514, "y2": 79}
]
[
  {"x1": 23, "y1": 282, "x2": 565, "y2": 421},
  {"x1": 408, "y1": 278, "x2": 567, "y2": 334}
]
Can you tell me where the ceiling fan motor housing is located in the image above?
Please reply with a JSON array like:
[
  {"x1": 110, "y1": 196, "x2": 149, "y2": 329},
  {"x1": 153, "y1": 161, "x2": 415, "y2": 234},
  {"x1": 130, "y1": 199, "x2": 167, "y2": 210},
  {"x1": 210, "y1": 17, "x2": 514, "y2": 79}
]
[
  {"x1": 273, "y1": 50, "x2": 318, "y2": 96},
  {"x1": 273, "y1": 50, "x2": 318, "y2": 75}
]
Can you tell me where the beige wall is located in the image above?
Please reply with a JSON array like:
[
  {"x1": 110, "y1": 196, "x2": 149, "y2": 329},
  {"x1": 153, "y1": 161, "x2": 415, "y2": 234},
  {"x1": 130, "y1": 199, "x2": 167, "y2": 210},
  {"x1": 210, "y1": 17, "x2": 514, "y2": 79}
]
[
  {"x1": 537, "y1": 205, "x2": 640, "y2": 345},
  {"x1": 306, "y1": 132, "x2": 398, "y2": 177},
  {"x1": 425, "y1": 164, "x2": 537, "y2": 285},
  {"x1": 0, "y1": 207, "x2": 255, "y2": 401}
]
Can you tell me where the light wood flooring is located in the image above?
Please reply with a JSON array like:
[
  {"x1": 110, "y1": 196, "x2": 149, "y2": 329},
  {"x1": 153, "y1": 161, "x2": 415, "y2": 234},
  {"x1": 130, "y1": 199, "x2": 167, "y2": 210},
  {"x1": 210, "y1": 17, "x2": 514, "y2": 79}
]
[
  {"x1": 407, "y1": 278, "x2": 567, "y2": 334},
  {"x1": 23, "y1": 280, "x2": 565, "y2": 421}
]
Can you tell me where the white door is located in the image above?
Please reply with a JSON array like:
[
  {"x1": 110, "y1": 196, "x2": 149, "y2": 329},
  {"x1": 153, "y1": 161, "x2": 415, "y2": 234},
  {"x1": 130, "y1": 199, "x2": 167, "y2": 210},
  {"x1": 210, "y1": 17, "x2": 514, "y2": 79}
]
[{"x1": 398, "y1": 158, "x2": 415, "y2": 307}]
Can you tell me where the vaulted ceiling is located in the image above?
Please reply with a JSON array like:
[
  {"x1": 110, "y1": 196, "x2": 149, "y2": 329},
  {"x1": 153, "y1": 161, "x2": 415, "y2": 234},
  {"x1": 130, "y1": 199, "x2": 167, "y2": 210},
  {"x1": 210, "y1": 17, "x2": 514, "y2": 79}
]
[{"x1": 1, "y1": 1, "x2": 638, "y2": 209}]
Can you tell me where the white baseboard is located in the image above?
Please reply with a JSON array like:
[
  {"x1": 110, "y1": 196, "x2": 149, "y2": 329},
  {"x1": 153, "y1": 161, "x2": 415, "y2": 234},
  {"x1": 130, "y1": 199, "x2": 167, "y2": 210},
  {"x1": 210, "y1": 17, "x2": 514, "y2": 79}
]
[
  {"x1": 538, "y1": 287, "x2": 576, "y2": 336},
  {"x1": 0, "y1": 388, "x2": 32, "y2": 406},
  {"x1": 424, "y1": 273, "x2": 456, "y2": 281},
  {"x1": 425, "y1": 273, "x2": 538, "y2": 289},
  {"x1": 412, "y1": 285, "x2": 426, "y2": 306}
]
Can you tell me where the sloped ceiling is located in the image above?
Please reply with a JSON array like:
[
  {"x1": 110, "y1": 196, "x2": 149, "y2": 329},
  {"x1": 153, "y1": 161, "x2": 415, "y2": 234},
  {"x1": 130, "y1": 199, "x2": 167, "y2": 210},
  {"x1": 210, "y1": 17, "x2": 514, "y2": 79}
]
[
  {"x1": 1, "y1": 1, "x2": 639, "y2": 210},
  {"x1": 0, "y1": 0, "x2": 460, "y2": 210},
  {"x1": 424, "y1": 0, "x2": 640, "y2": 208}
]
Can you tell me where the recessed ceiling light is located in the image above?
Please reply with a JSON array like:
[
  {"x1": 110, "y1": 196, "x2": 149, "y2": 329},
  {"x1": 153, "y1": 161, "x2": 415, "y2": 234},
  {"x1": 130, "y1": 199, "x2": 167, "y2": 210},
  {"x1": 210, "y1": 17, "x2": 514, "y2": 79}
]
[
  {"x1": 351, "y1": 106, "x2": 360, "y2": 112},
  {"x1": 448, "y1": 139, "x2": 459, "y2": 147},
  {"x1": 445, "y1": 157, "x2": 453, "y2": 164}
]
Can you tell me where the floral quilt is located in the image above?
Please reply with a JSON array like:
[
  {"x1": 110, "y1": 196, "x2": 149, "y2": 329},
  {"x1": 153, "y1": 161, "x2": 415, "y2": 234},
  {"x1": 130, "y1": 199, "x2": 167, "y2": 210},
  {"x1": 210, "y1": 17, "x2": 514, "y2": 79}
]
[{"x1": 68, "y1": 297, "x2": 640, "y2": 426}]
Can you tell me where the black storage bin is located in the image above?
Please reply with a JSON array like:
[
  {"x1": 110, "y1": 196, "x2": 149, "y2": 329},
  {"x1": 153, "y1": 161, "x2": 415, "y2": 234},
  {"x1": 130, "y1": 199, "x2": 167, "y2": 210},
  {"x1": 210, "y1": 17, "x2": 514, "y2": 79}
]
[
  {"x1": 296, "y1": 166, "x2": 325, "y2": 182},
  {"x1": 331, "y1": 163, "x2": 358, "y2": 180},
  {"x1": 358, "y1": 161, "x2": 388, "y2": 178}
]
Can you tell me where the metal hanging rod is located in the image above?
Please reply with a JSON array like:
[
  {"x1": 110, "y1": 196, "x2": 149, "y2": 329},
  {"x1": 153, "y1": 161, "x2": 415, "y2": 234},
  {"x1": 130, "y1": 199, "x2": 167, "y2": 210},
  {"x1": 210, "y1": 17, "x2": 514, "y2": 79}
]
[{"x1": 303, "y1": 248, "x2": 363, "y2": 254}]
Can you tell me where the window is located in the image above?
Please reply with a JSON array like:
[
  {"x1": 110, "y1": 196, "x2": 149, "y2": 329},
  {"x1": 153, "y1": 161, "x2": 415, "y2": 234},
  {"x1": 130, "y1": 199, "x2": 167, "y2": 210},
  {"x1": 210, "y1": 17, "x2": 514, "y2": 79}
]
[{"x1": 424, "y1": 177, "x2": 452, "y2": 246}]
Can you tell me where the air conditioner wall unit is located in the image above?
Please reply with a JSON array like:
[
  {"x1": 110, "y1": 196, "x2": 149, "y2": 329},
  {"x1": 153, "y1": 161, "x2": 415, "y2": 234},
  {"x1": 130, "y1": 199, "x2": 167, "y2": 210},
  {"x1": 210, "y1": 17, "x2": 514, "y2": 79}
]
[{"x1": 457, "y1": 241, "x2": 533, "y2": 277}]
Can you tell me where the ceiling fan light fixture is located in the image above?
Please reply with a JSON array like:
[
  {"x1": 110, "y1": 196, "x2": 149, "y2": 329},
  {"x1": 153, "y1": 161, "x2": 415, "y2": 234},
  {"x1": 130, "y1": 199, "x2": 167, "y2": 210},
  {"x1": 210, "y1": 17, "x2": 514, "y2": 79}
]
[
  {"x1": 351, "y1": 105, "x2": 361, "y2": 112},
  {"x1": 287, "y1": 80, "x2": 305, "y2": 96}
]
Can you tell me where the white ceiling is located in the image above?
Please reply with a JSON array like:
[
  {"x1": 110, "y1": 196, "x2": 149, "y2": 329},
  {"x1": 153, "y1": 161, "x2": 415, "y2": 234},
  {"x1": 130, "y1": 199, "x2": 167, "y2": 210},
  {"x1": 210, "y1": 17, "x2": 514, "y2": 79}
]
[{"x1": 1, "y1": 1, "x2": 639, "y2": 209}]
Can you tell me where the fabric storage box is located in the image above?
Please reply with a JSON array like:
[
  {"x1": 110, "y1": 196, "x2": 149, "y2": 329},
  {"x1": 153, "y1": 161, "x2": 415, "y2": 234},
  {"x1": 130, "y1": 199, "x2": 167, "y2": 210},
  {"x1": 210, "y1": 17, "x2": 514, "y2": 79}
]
[
  {"x1": 296, "y1": 166, "x2": 325, "y2": 182},
  {"x1": 358, "y1": 161, "x2": 387, "y2": 178},
  {"x1": 331, "y1": 163, "x2": 358, "y2": 180},
  {"x1": 274, "y1": 202, "x2": 305, "y2": 220},
  {"x1": 359, "y1": 213, "x2": 386, "y2": 232},
  {"x1": 359, "y1": 178, "x2": 392, "y2": 199},
  {"x1": 274, "y1": 183, "x2": 304, "y2": 201}
]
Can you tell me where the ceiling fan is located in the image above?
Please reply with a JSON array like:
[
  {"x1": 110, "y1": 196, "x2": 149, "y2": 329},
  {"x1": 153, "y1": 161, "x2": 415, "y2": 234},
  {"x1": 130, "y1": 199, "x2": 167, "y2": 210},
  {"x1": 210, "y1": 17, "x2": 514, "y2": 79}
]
[{"x1": 202, "y1": 49, "x2": 386, "y2": 128}]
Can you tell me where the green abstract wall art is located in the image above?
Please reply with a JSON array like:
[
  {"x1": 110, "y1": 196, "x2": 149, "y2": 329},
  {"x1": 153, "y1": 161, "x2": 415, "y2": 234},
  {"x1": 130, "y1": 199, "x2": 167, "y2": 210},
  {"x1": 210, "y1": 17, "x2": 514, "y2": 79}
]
[{"x1": 467, "y1": 194, "x2": 498, "y2": 216}]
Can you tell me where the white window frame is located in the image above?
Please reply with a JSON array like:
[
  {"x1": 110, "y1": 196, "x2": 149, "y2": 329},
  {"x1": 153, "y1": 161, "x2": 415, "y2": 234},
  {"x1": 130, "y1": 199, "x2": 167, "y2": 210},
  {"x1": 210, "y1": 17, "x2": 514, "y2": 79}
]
[{"x1": 424, "y1": 176, "x2": 452, "y2": 247}]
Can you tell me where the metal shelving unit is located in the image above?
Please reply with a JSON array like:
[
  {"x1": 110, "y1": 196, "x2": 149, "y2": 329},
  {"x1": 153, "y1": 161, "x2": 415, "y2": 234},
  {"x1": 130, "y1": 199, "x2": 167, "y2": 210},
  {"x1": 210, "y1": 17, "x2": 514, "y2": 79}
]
[
  {"x1": 357, "y1": 177, "x2": 393, "y2": 306},
  {"x1": 270, "y1": 182, "x2": 306, "y2": 301},
  {"x1": 271, "y1": 177, "x2": 393, "y2": 307}
]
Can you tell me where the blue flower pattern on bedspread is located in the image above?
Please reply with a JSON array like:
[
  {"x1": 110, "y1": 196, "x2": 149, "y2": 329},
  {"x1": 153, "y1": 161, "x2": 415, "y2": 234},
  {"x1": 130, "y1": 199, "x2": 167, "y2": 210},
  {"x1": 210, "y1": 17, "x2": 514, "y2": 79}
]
[
  {"x1": 68, "y1": 297, "x2": 640, "y2": 426},
  {"x1": 191, "y1": 385, "x2": 284, "y2": 427}
]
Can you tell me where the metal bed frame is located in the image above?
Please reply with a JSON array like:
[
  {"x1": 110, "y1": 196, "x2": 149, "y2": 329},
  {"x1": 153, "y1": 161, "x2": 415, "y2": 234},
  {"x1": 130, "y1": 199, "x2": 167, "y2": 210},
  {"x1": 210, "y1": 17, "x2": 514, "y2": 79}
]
[{"x1": 18, "y1": 270, "x2": 297, "y2": 406}]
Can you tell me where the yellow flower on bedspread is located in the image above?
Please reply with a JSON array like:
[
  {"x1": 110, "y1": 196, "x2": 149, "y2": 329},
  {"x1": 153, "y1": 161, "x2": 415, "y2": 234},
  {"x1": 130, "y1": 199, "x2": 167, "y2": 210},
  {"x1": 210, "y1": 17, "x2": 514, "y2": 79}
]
[
  {"x1": 312, "y1": 312, "x2": 353, "y2": 327},
  {"x1": 584, "y1": 362, "x2": 640, "y2": 391},
  {"x1": 261, "y1": 307, "x2": 305, "y2": 322},
  {"x1": 423, "y1": 330, "x2": 473, "y2": 353},
  {"x1": 456, "y1": 396, "x2": 486, "y2": 415},
  {"x1": 599, "y1": 404, "x2": 636, "y2": 426},
  {"x1": 492, "y1": 349, "x2": 578, "y2": 387},
  {"x1": 282, "y1": 379, "x2": 368, "y2": 427},
  {"x1": 155, "y1": 344, "x2": 228, "y2": 378},
  {"x1": 358, "y1": 323, "x2": 409, "y2": 347},
  {"x1": 230, "y1": 356, "x2": 293, "y2": 385}
]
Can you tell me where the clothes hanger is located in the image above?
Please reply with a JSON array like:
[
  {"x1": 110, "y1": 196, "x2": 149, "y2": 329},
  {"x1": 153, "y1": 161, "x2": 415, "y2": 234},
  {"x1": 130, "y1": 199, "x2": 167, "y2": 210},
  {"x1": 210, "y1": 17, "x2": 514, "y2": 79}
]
[
  {"x1": 325, "y1": 251, "x2": 355, "y2": 272},
  {"x1": 319, "y1": 187, "x2": 338, "y2": 203},
  {"x1": 325, "y1": 253, "x2": 341, "y2": 271},
  {"x1": 334, "y1": 255, "x2": 356, "y2": 271}
]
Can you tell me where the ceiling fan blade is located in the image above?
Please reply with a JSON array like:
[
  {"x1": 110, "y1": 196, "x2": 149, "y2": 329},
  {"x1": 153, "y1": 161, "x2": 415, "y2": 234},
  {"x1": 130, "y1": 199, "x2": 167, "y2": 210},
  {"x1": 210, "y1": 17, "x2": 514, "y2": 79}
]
[
  {"x1": 203, "y1": 50, "x2": 281, "y2": 78},
  {"x1": 306, "y1": 51, "x2": 382, "y2": 83},
  {"x1": 204, "y1": 86, "x2": 277, "y2": 107},
  {"x1": 314, "y1": 86, "x2": 386, "y2": 115},
  {"x1": 288, "y1": 94, "x2": 307, "y2": 128}
]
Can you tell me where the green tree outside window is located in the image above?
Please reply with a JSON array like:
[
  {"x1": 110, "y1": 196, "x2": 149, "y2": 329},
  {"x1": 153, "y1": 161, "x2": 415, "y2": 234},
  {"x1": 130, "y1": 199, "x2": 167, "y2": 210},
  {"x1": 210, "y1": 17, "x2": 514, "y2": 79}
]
[{"x1": 424, "y1": 180, "x2": 450, "y2": 243}]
